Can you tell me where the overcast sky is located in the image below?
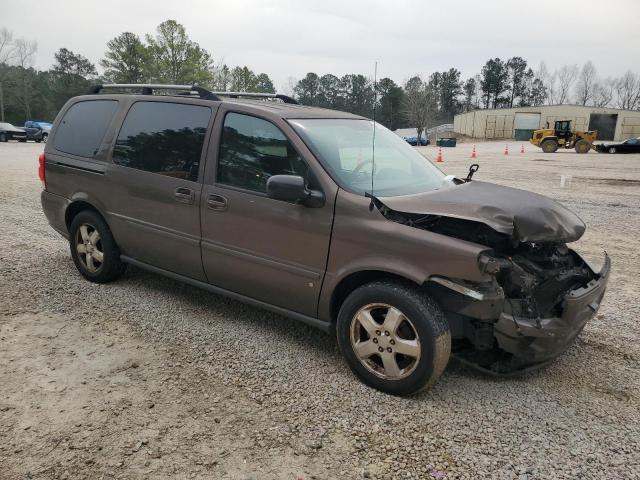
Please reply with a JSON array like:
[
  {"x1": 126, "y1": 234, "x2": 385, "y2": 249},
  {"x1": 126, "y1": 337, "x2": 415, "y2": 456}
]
[{"x1": 3, "y1": 0, "x2": 639, "y2": 90}]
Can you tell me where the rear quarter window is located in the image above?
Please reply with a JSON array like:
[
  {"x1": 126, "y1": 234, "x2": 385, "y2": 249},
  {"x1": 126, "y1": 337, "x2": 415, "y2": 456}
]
[
  {"x1": 53, "y1": 100, "x2": 118, "y2": 158},
  {"x1": 112, "y1": 101, "x2": 211, "y2": 182}
]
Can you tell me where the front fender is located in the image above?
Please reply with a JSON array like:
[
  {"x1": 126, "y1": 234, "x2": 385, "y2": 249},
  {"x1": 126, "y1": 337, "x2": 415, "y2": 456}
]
[{"x1": 317, "y1": 190, "x2": 489, "y2": 322}]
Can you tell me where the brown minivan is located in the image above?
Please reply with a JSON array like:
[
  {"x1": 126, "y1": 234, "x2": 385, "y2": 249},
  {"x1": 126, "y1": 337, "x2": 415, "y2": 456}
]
[{"x1": 40, "y1": 84, "x2": 610, "y2": 395}]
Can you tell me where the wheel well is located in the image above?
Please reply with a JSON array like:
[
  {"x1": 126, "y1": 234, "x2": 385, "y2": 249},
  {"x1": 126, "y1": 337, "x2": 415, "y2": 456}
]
[
  {"x1": 64, "y1": 201, "x2": 104, "y2": 232},
  {"x1": 330, "y1": 270, "x2": 419, "y2": 323}
]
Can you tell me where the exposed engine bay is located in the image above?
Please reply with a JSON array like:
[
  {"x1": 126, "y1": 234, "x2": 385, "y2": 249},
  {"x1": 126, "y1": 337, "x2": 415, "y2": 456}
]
[{"x1": 370, "y1": 193, "x2": 609, "y2": 375}]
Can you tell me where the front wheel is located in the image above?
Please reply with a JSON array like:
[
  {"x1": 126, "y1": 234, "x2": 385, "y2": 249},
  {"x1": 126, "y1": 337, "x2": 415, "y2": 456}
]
[
  {"x1": 608, "y1": 147, "x2": 617, "y2": 154},
  {"x1": 0, "y1": 133, "x2": 6, "y2": 142},
  {"x1": 69, "y1": 210, "x2": 126, "y2": 283},
  {"x1": 336, "y1": 281, "x2": 451, "y2": 395},
  {"x1": 574, "y1": 139, "x2": 591, "y2": 154},
  {"x1": 541, "y1": 139, "x2": 559, "y2": 153}
]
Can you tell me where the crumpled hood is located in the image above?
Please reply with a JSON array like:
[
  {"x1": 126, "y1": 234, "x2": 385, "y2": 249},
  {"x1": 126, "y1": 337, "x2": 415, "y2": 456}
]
[{"x1": 379, "y1": 180, "x2": 585, "y2": 243}]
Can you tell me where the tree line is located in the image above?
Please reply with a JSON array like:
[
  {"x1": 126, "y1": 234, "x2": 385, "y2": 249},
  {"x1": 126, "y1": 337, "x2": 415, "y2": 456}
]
[{"x1": 1, "y1": 21, "x2": 639, "y2": 139}]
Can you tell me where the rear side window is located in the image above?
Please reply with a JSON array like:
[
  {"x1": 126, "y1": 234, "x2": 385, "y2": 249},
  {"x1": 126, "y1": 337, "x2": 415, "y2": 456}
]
[
  {"x1": 217, "y1": 112, "x2": 308, "y2": 193},
  {"x1": 54, "y1": 100, "x2": 118, "y2": 157},
  {"x1": 112, "y1": 102, "x2": 211, "y2": 182}
]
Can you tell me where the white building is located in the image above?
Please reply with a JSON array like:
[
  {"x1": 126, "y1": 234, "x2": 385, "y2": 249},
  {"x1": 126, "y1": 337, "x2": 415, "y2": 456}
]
[{"x1": 453, "y1": 105, "x2": 640, "y2": 141}]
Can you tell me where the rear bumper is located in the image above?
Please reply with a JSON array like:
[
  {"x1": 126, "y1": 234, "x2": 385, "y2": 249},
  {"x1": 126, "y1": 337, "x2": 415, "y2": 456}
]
[
  {"x1": 494, "y1": 253, "x2": 611, "y2": 368},
  {"x1": 41, "y1": 190, "x2": 70, "y2": 239}
]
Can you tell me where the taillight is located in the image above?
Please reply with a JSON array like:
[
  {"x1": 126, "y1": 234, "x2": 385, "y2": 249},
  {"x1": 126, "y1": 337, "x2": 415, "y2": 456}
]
[{"x1": 38, "y1": 152, "x2": 47, "y2": 190}]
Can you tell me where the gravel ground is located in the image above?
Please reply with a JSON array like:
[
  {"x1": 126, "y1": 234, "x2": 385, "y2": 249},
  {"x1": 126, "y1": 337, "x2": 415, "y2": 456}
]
[{"x1": 1, "y1": 141, "x2": 639, "y2": 480}]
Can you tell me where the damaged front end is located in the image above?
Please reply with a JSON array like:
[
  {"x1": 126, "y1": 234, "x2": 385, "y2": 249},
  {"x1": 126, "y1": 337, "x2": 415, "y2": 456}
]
[{"x1": 372, "y1": 185, "x2": 610, "y2": 375}]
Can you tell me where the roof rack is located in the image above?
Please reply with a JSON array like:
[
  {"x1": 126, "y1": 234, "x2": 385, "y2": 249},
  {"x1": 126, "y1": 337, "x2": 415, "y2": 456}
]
[
  {"x1": 89, "y1": 84, "x2": 221, "y2": 101},
  {"x1": 88, "y1": 84, "x2": 299, "y2": 104},
  {"x1": 209, "y1": 91, "x2": 298, "y2": 105}
]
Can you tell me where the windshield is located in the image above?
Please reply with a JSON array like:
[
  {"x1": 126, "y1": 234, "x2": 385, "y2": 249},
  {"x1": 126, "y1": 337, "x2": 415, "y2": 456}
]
[{"x1": 289, "y1": 119, "x2": 445, "y2": 197}]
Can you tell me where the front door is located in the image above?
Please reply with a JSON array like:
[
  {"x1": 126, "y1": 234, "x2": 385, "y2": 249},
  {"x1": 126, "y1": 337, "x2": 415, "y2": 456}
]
[
  {"x1": 105, "y1": 99, "x2": 217, "y2": 281},
  {"x1": 200, "y1": 108, "x2": 336, "y2": 317},
  {"x1": 24, "y1": 121, "x2": 40, "y2": 140}
]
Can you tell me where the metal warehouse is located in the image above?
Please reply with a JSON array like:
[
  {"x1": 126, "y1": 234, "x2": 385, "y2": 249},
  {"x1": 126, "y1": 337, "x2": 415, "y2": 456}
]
[{"x1": 453, "y1": 105, "x2": 640, "y2": 141}]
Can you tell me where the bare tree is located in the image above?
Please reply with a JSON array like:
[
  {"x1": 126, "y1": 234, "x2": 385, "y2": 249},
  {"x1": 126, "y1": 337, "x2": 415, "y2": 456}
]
[
  {"x1": 403, "y1": 76, "x2": 436, "y2": 141},
  {"x1": 0, "y1": 27, "x2": 16, "y2": 64},
  {"x1": 535, "y1": 62, "x2": 554, "y2": 105},
  {"x1": 614, "y1": 70, "x2": 640, "y2": 110},
  {"x1": 0, "y1": 28, "x2": 18, "y2": 121},
  {"x1": 554, "y1": 64, "x2": 578, "y2": 104},
  {"x1": 574, "y1": 61, "x2": 597, "y2": 105},
  {"x1": 592, "y1": 78, "x2": 615, "y2": 107},
  {"x1": 14, "y1": 38, "x2": 38, "y2": 119}
]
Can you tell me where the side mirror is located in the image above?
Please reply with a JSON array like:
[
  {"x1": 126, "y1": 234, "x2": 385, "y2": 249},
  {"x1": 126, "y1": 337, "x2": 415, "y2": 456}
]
[{"x1": 266, "y1": 175, "x2": 325, "y2": 208}]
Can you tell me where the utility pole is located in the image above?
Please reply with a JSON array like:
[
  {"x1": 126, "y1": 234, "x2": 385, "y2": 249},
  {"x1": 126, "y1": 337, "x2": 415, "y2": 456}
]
[{"x1": 0, "y1": 82, "x2": 4, "y2": 122}]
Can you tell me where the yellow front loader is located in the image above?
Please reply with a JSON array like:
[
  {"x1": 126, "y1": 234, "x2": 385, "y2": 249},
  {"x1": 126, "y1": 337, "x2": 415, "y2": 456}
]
[{"x1": 530, "y1": 120, "x2": 597, "y2": 154}]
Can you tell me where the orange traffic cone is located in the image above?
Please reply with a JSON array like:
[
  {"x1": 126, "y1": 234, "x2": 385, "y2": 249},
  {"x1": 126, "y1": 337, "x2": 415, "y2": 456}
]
[
  {"x1": 436, "y1": 146, "x2": 443, "y2": 163},
  {"x1": 470, "y1": 144, "x2": 477, "y2": 159},
  {"x1": 520, "y1": 144, "x2": 525, "y2": 154},
  {"x1": 504, "y1": 144, "x2": 509, "y2": 155}
]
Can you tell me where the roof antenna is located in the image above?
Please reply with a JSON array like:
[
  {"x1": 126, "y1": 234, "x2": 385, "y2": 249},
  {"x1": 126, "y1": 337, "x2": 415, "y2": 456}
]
[{"x1": 369, "y1": 61, "x2": 378, "y2": 211}]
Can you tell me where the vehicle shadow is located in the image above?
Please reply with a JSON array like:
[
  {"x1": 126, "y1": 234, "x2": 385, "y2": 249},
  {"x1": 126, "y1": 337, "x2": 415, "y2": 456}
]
[{"x1": 120, "y1": 264, "x2": 341, "y2": 362}]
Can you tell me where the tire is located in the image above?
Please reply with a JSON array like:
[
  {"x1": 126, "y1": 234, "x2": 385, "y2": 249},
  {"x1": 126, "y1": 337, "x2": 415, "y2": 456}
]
[
  {"x1": 540, "y1": 139, "x2": 559, "y2": 153},
  {"x1": 608, "y1": 147, "x2": 617, "y2": 154},
  {"x1": 574, "y1": 139, "x2": 591, "y2": 154},
  {"x1": 42, "y1": 133, "x2": 48, "y2": 143},
  {"x1": 69, "y1": 210, "x2": 126, "y2": 283},
  {"x1": 0, "y1": 133, "x2": 6, "y2": 142},
  {"x1": 336, "y1": 281, "x2": 451, "y2": 395}
]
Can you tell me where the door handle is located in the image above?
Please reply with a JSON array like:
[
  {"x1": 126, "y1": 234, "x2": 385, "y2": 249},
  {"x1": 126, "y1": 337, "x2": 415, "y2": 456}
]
[
  {"x1": 174, "y1": 187, "x2": 195, "y2": 204},
  {"x1": 207, "y1": 194, "x2": 228, "y2": 211}
]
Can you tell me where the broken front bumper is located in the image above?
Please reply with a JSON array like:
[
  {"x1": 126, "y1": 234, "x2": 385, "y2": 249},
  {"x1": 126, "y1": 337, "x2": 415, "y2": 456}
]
[{"x1": 494, "y1": 253, "x2": 611, "y2": 368}]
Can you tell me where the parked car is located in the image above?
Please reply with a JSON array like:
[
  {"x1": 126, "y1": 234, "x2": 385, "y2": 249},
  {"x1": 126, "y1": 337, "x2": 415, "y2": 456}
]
[
  {"x1": 0, "y1": 122, "x2": 27, "y2": 142},
  {"x1": 40, "y1": 84, "x2": 610, "y2": 395},
  {"x1": 402, "y1": 135, "x2": 429, "y2": 146},
  {"x1": 23, "y1": 120, "x2": 52, "y2": 143},
  {"x1": 596, "y1": 137, "x2": 640, "y2": 154}
]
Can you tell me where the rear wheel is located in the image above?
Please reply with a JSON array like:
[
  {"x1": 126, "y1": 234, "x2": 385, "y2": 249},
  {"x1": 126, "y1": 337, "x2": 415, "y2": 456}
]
[
  {"x1": 574, "y1": 139, "x2": 591, "y2": 154},
  {"x1": 69, "y1": 210, "x2": 126, "y2": 283},
  {"x1": 608, "y1": 146, "x2": 617, "y2": 154},
  {"x1": 336, "y1": 281, "x2": 451, "y2": 395},
  {"x1": 0, "y1": 133, "x2": 6, "y2": 142},
  {"x1": 541, "y1": 139, "x2": 559, "y2": 153},
  {"x1": 42, "y1": 133, "x2": 48, "y2": 143}
]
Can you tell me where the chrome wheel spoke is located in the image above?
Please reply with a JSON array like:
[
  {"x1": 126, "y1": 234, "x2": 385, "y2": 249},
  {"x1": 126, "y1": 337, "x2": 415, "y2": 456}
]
[
  {"x1": 382, "y1": 307, "x2": 404, "y2": 334},
  {"x1": 79, "y1": 225, "x2": 90, "y2": 243},
  {"x1": 92, "y1": 250, "x2": 104, "y2": 263},
  {"x1": 394, "y1": 338, "x2": 420, "y2": 358},
  {"x1": 381, "y1": 353, "x2": 401, "y2": 377},
  {"x1": 89, "y1": 230, "x2": 100, "y2": 245},
  {"x1": 356, "y1": 310, "x2": 379, "y2": 336},
  {"x1": 353, "y1": 340, "x2": 379, "y2": 360},
  {"x1": 86, "y1": 253, "x2": 95, "y2": 271},
  {"x1": 77, "y1": 243, "x2": 87, "y2": 254}
]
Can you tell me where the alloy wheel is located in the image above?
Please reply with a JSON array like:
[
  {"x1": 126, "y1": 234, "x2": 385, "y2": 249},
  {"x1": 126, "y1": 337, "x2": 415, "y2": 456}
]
[
  {"x1": 350, "y1": 303, "x2": 421, "y2": 380},
  {"x1": 75, "y1": 223, "x2": 104, "y2": 272}
]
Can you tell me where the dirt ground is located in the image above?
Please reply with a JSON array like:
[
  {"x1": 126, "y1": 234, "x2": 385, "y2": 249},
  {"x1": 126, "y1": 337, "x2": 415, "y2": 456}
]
[{"x1": 1, "y1": 141, "x2": 639, "y2": 480}]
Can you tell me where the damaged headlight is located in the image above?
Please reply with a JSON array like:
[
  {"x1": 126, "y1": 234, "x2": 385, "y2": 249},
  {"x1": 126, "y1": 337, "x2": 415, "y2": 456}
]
[{"x1": 478, "y1": 251, "x2": 512, "y2": 275}]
